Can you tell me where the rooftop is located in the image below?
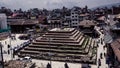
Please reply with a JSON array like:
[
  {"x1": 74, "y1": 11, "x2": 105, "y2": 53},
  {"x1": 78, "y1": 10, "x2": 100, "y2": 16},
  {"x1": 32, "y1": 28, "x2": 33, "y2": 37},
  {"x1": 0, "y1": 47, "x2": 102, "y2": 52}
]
[
  {"x1": 97, "y1": 16, "x2": 105, "y2": 21},
  {"x1": 79, "y1": 20, "x2": 96, "y2": 27},
  {"x1": 111, "y1": 38, "x2": 120, "y2": 62},
  {"x1": 50, "y1": 28, "x2": 74, "y2": 32},
  {"x1": 116, "y1": 14, "x2": 120, "y2": 19},
  {"x1": 4, "y1": 60, "x2": 35, "y2": 68},
  {"x1": 8, "y1": 19, "x2": 39, "y2": 25}
]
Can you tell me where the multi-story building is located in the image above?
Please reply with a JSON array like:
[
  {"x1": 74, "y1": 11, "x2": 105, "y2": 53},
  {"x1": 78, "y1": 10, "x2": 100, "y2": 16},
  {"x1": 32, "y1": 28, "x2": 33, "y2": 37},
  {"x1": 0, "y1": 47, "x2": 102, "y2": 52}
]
[
  {"x1": 0, "y1": 14, "x2": 8, "y2": 30},
  {"x1": 111, "y1": 6, "x2": 120, "y2": 14},
  {"x1": 48, "y1": 18, "x2": 62, "y2": 29},
  {"x1": 62, "y1": 12, "x2": 71, "y2": 28},
  {"x1": 63, "y1": 6, "x2": 91, "y2": 29},
  {"x1": 70, "y1": 7, "x2": 81, "y2": 28},
  {"x1": 48, "y1": 6, "x2": 92, "y2": 29},
  {"x1": 0, "y1": 14, "x2": 10, "y2": 40}
]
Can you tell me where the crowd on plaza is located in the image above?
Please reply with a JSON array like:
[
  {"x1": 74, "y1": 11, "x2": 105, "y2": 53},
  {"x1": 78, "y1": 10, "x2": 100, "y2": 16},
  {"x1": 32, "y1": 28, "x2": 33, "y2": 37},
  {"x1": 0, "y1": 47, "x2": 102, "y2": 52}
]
[{"x1": 97, "y1": 29, "x2": 108, "y2": 68}]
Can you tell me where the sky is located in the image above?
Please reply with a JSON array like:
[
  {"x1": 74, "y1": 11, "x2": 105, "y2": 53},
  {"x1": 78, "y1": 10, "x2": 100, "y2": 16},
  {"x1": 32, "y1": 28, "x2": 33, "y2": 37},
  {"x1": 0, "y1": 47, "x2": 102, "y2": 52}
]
[{"x1": 0, "y1": 0, "x2": 120, "y2": 10}]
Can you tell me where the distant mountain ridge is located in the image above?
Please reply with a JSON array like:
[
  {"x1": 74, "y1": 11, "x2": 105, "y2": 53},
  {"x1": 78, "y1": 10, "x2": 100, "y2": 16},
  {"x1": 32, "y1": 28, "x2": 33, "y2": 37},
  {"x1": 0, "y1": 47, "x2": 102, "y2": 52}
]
[
  {"x1": 92, "y1": 2, "x2": 120, "y2": 9},
  {"x1": 0, "y1": 1, "x2": 120, "y2": 10}
]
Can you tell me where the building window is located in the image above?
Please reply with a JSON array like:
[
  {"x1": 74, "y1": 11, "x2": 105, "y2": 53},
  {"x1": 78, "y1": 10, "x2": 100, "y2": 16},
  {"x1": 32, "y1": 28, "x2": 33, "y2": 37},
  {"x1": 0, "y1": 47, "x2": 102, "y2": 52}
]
[{"x1": 72, "y1": 16, "x2": 74, "y2": 18}]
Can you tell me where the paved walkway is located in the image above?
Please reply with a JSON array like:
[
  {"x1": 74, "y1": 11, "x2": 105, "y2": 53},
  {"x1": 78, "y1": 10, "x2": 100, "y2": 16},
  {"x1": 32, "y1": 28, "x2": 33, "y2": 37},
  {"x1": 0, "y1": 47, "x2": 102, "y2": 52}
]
[{"x1": 96, "y1": 26, "x2": 108, "y2": 68}]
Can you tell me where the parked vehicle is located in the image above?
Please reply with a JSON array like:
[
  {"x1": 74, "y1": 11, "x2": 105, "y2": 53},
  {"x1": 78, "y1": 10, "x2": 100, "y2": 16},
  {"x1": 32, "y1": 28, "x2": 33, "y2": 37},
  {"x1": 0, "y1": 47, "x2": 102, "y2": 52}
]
[{"x1": 22, "y1": 56, "x2": 32, "y2": 62}]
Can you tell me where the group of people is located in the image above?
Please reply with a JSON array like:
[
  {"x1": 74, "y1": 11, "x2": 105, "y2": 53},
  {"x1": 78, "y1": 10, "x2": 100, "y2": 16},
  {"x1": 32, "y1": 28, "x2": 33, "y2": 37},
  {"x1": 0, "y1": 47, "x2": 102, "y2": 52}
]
[
  {"x1": 97, "y1": 30, "x2": 107, "y2": 68},
  {"x1": 98, "y1": 52, "x2": 106, "y2": 66},
  {"x1": 98, "y1": 38, "x2": 107, "y2": 68},
  {"x1": 46, "y1": 62, "x2": 69, "y2": 68},
  {"x1": 11, "y1": 35, "x2": 16, "y2": 40}
]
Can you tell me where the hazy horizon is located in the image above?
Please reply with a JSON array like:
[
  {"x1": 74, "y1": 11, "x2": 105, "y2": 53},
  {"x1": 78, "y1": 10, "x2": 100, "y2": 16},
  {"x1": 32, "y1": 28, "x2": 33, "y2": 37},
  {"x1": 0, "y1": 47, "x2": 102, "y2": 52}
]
[{"x1": 0, "y1": 0, "x2": 120, "y2": 10}]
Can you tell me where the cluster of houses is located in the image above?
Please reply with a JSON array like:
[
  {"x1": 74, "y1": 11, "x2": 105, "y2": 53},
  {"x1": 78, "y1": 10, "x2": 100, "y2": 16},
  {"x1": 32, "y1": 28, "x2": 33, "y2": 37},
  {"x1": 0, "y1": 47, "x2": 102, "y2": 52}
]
[{"x1": 0, "y1": 6, "x2": 119, "y2": 33}]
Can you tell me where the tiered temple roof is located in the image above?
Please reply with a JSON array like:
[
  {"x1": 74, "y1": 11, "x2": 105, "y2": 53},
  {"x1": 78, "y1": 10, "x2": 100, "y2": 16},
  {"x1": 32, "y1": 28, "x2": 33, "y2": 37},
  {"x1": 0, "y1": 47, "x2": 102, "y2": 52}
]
[{"x1": 18, "y1": 28, "x2": 97, "y2": 64}]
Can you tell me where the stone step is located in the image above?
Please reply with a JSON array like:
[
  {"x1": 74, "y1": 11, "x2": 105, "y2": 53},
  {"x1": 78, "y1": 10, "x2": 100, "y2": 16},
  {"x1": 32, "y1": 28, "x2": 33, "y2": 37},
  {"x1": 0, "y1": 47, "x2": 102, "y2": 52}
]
[
  {"x1": 45, "y1": 32, "x2": 71, "y2": 36},
  {"x1": 84, "y1": 38, "x2": 92, "y2": 53},
  {"x1": 19, "y1": 53, "x2": 94, "y2": 64},
  {"x1": 71, "y1": 29, "x2": 77, "y2": 35},
  {"x1": 20, "y1": 50, "x2": 86, "y2": 58},
  {"x1": 76, "y1": 34, "x2": 83, "y2": 42},
  {"x1": 74, "y1": 31, "x2": 82, "y2": 40},
  {"x1": 29, "y1": 44, "x2": 85, "y2": 50},
  {"x1": 72, "y1": 31, "x2": 79, "y2": 38},
  {"x1": 32, "y1": 41, "x2": 80, "y2": 46},
  {"x1": 79, "y1": 37, "x2": 85, "y2": 45},
  {"x1": 36, "y1": 39, "x2": 78, "y2": 43},
  {"x1": 42, "y1": 35, "x2": 70, "y2": 38},
  {"x1": 23, "y1": 47, "x2": 87, "y2": 54}
]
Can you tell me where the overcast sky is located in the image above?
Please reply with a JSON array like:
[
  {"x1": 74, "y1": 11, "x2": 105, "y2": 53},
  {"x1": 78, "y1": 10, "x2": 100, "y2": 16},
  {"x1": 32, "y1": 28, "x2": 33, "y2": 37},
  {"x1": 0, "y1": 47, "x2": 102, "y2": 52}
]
[{"x1": 0, "y1": 0, "x2": 120, "y2": 10}]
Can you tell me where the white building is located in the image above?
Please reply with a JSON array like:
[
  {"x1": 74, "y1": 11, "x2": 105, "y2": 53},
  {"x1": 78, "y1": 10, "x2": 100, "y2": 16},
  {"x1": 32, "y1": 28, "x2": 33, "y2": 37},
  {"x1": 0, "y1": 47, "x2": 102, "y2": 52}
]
[
  {"x1": 71, "y1": 9, "x2": 80, "y2": 28},
  {"x1": 69, "y1": 7, "x2": 86, "y2": 28},
  {"x1": 0, "y1": 14, "x2": 7, "y2": 29},
  {"x1": 63, "y1": 15, "x2": 71, "y2": 27}
]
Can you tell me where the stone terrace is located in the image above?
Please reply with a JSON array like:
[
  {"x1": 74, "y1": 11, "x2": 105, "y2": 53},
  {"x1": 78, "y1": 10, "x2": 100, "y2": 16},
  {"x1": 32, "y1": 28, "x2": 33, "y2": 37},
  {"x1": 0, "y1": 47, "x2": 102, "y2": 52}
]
[{"x1": 17, "y1": 28, "x2": 97, "y2": 64}]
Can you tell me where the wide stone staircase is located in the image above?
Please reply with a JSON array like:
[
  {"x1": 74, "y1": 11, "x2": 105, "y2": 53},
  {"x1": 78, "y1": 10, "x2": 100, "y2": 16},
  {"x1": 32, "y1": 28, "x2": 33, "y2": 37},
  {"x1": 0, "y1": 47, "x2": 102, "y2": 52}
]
[{"x1": 17, "y1": 28, "x2": 97, "y2": 64}]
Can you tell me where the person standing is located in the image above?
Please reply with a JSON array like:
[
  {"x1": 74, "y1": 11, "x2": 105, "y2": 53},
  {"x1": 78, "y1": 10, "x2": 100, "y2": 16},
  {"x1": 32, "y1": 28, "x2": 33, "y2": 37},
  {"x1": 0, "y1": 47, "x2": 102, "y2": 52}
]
[
  {"x1": 103, "y1": 45, "x2": 105, "y2": 50},
  {"x1": 47, "y1": 63, "x2": 51, "y2": 68},
  {"x1": 13, "y1": 49, "x2": 15, "y2": 58},
  {"x1": 64, "y1": 63, "x2": 69, "y2": 68},
  {"x1": 98, "y1": 59, "x2": 101, "y2": 66},
  {"x1": 100, "y1": 53, "x2": 103, "y2": 59},
  {"x1": 104, "y1": 52, "x2": 106, "y2": 57},
  {"x1": 7, "y1": 44, "x2": 10, "y2": 49},
  {"x1": 8, "y1": 50, "x2": 10, "y2": 54}
]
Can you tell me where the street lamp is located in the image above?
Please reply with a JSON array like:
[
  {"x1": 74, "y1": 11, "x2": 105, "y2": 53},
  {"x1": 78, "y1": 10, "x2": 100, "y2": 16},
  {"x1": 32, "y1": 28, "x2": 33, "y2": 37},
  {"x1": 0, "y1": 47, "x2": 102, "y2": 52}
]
[
  {"x1": 48, "y1": 38, "x2": 53, "y2": 67},
  {"x1": 8, "y1": 31, "x2": 13, "y2": 60},
  {"x1": 48, "y1": 52, "x2": 52, "y2": 67}
]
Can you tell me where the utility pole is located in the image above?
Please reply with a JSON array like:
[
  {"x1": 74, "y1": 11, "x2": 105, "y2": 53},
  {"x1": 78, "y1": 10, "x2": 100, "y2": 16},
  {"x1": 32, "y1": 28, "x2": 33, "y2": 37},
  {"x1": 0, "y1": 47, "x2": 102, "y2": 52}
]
[
  {"x1": 0, "y1": 42, "x2": 4, "y2": 68},
  {"x1": 48, "y1": 38, "x2": 52, "y2": 68}
]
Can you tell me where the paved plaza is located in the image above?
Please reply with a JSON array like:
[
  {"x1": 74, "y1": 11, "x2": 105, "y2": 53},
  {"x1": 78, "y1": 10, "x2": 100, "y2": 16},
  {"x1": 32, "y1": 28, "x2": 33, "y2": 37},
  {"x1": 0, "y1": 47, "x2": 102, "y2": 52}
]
[{"x1": 0, "y1": 28, "x2": 109, "y2": 68}]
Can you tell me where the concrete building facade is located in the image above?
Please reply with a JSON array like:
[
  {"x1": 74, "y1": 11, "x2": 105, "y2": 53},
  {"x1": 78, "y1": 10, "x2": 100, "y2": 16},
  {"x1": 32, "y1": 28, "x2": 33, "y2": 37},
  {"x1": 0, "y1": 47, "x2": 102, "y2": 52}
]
[{"x1": 0, "y1": 14, "x2": 7, "y2": 30}]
